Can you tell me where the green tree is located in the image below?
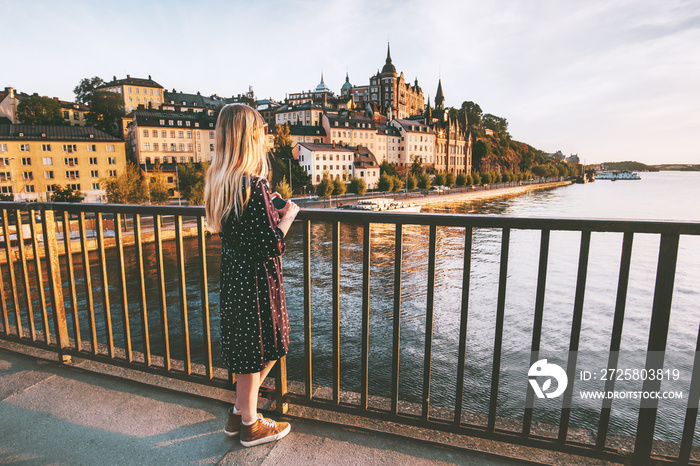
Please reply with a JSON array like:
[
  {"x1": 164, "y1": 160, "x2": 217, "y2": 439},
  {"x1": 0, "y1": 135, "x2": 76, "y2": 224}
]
[
  {"x1": 445, "y1": 171, "x2": 456, "y2": 187},
  {"x1": 50, "y1": 184, "x2": 83, "y2": 202},
  {"x1": 176, "y1": 161, "x2": 209, "y2": 205},
  {"x1": 85, "y1": 90, "x2": 124, "y2": 137},
  {"x1": 271, "y1": 124, "x2": 310, "y2": 194},
  {"x1": 456, "y1": 173, "x2": 467, "y2": 187},
  {"x1": 406, "y1": 173, "x2": 417, "y2": 190},
  {"x1": 390, "y1": 175, "x2": 404, "y2": 193},
  {"x1": 377, "y1": 173, "x2": 393, "y2": 193},
  {"x1": 73, "y1": 76, "x2": 104, "y2": 105},
  {"x1": 102, "y1": 162, "x2": 148, "y2": 204},
  {"x1": 276, "y1": 176, "x2": 292, "y2": 199},
  {"x1": 532, "y1": 165, "x2": 546, "y2": 179},
  {"x1": 17, "y1": 95, "x2": 64, "y2": 125},
  {"x1": 417, "y1": 173, "x2": 431, "y2": 192},
  {"x1": 472, "y1": 140, "x2": 491, "y2": 172},
  {"x1": 472, "y1": 172, "x2": 482, "y2": 185},
  {"x1": 332, "y1": 177, "x2": 346, "y2": 203},
  {"x1": 410, "y1": 155, "x2": 423, "y2": 177},
  {"x1": 315, "y1": 174, "x2": 334, "y2": 206},
  {"x1": 147, "y1": 162, "x2": 171, "y2": 204},
  {"x1": 433, "y1": 172, "x2": 445, "y2": 187},
  {"x1": 465, "y1": 173, "x2": 474, "y2": 186},
  {"x1": 461, "y1": 101, "x2": 483, "y2": 134},
  {"x1": 483, "y1": 113, "x2": 509, "y2": 136},
  {"x1": 380, "y1": 160, "x2": 399, "y2": 177},
  {"x1": 348, "y1": 177, "x2": 367, "y2": 200}
]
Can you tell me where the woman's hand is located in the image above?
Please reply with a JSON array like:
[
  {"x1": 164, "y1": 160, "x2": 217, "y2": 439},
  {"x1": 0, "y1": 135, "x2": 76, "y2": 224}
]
[{"x1": 276, "y1": 201, "x2": 299, "y2": 237}]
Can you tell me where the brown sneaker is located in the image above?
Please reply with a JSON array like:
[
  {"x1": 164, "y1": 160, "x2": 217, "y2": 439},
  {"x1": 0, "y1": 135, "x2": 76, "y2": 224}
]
[
  {"x1": 224, "y1": 407, "x2": 240, "y2": 437},
  {"x1": 240, "y1": 415, "x2": 291, "y2": 447}
]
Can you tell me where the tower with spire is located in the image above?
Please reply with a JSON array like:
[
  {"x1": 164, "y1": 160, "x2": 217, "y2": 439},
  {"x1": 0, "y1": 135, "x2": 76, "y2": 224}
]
[{"x1": 367, "y1": 43, "x2": 424, "y2": 119}]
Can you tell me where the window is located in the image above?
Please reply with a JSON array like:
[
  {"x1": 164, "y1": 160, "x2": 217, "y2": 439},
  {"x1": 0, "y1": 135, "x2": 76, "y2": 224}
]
[
  {"x1": 44, "y1": 171, "x2": 54, "y2": 179},
  {"x1": 89, "y1": 157, "x2": 97, "y2": 165},
  {"x1": 135, "y1": 87, "x2": 139, "y2": 94},
  {"x1": 43, "y1": 157, "x2": 53, "y2": 165},
  {"x1": 144, "y1": 143, "x2": 150, "y2": 151},
  {"x1": 22, "y1": 157, "x2": 31, "y2": 165},
  {"x1": 181, "y1": 156, "x2": 186, "y2": 163},
  {"x1": 90, "y1": 170, "x2": 98, "y2": 178},
  {"x1": 0, "y1": 186, "x2": 12, "y2": 194},
  {"x1": 186, "y1": 131, "x2": 192, "y2": 138},
  {"x1": 66, "y1": 170, "x2": 80, "y2": 179},
  {"x1": 91, "y1": 182, "x2": 100, "y2": 190},
  {"x1": 127, "y1": 87, "x2": 132, "y2": 93},
  {"x1": 171, "y1": 143, "x2": 176, "y2": 151},
  {"x1": 159, "y1": 119, "x2": 165, "y2": 125},
  {"x1": 87, "y1": 144, "x2": 96, "y2": 152},
  {"x1": 106, "y1": 145, "x2": 115, "y2": 152},
  {"x1": 109, "y1": 170, "x2": 117, "y2": 177},
  {"x1": 168, "y1": 120, "x2": 174, "y2": 126},
  {"x1": 179, "y1": 143, "x2": 184, "y2": 151},
  {"x1": 170, "y1": 130, "x2": 176, "y2": 138},
  {"x1": 23, "y1": 171, "x2": 33, "y2": 180},
  {"x1": 26, "y1": 185, "x2": 35, "y2": 193},
  {"x1": 46, "y1": 185, "x2": 54, "y2": 192},
  {"x1": 187, "y1": 144, "x2": 193, "y2": 151},
  {"x1": 108, "y1": 157, "x2": 116, "y2": 165},
  {"x1": 42, "y1": 144, "x2": 51, "y2": 152},
  {"x1": 154, "y1": 143, "x2": 159, "y2": 151},
  {"x1": 69, "y1": 184, "x2": 80, "y2": 191},
  {"x1": 178, "y1": 131, "x2": 184, "y2": 138},
  {"x1": 161, "y1": 130, "x2": 167, "y2": 138},
  {"x1": 209, "y1": 144, "x2": 214, "y2": 151},
  {"x1": 0, "y1": 144, "x2": 6, "y2": 152},
  {"x1": 64, "y1": 157, "x2": 78, "y2": 166},
  {"x1": 209, "y1": 131, "x2": 215, "y2": 139},
  {"x1": 143, "y1": 129, "x2": 149, "y2": 137},
  {"x1": 63, "y1": 111, "x2": 69, "y2": 119},
  {"x1": 185, "y1": 121, "x2": 191, "y2": 127},
  {"x1": 177, "y1": 120, "x2": 182, "y2": 126},
  {"x1": 0, "y1": 172, "x2": 10, "y2": 181},
  {"x1": 20, "y1": 144, "x2": 30, "y2": 151}
]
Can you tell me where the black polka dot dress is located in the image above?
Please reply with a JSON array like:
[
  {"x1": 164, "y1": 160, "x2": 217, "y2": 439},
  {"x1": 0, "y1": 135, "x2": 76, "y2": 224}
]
[{"x1": 219, "y1": 177, "x2": 290, "y2": 374}]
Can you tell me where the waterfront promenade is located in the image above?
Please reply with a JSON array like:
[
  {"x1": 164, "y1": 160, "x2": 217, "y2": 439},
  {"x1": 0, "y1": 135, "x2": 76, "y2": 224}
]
[{"x1": 0, "y1": 339, "x2": 609, "y2": 465}]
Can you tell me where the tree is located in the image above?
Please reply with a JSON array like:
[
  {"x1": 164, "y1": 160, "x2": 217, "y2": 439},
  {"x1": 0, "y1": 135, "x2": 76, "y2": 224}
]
[
  {"x1": 315, "y1": 175, "x2": 334, "y2": 206},
  {"x1": 456, "y1": 173, "x2": 467, "y2": 187},
  {"x1": 348, "y1": 177, "x2": 367, "y2": 200},
  {"x1": 483, "y1": 113, "x2": 509, "y2": 136},
  {"x1": 276, "y1": 176, "x2": 292, "y2": 199},
  {"x1": 73, "y1": 76, "x2": 104, "y2": 105},
  {"x1": 472, "y1": 140, "x2": 491, "y2": 172},
  {"x1": 377, "y1": 173, "x2": 393, "y2": 193},
  {"x1": 85, "y1": 90, "x2": 124, "y2": 137},
  {"x1": 176, "y1": 161, "x2": 209, "y2": 205},
  {"x1": 445, "y1": 171, "x2": 456, "y2": 187},
  {"x1": 417, "y1": 173, "x2": 431, "y2": 192},
  {"x1": 472, "y1": 172, "x2": 482, "y2": 185},
  {"x1": 271, "y1": 124, "x2": 310, "y2": 194},
  {"x1": 17, "y1": 95, "x2": 64, "y2": 125},
  {"x1": 50, "y1": 185, "x2": 83, "y2": 202},
  {"x1": 461, "y1": 101, "x2": 483, "y2": 134},
  {"x1": 410, "y1": 155, "x2": 423, "y2": 177},
  {"x1": 433, "y1": 172, "x2": 445, "y2": 187},
  {"x1": 332, "y1": 177, "x2": 346, "y2": 203},
  {"x1": 102, "y1": 162, "x2": 148, "y2": 204},
  {"x1": 465, "y1": 173, "x2": 474, "y2": 186},
  {"x1": 380, "y1": 160, "x2": 399, "y2": 177},
  {"x1": 406, "y1": 174, "x2": 417, "y2": 190},
  {"x1": 147, "y1": 162, "x2": 171, "y2": 204},
  {"x1": 390, "y1": 175, "x2": 404, "y2": 193}
]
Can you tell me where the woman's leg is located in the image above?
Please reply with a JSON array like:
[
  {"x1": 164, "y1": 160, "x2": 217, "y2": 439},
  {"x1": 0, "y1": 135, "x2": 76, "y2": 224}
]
[
  {"x1": 258, "y1": 360, "x2": 276, "y2": 390},
  {"x1": 236, "y1": 372, "x2": 260, "y2": 423}
]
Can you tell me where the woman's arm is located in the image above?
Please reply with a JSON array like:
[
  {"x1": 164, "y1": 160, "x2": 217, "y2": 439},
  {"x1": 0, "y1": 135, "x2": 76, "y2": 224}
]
[{"x1": 276, "y1": 201, "x2": 299, "y2": 237}]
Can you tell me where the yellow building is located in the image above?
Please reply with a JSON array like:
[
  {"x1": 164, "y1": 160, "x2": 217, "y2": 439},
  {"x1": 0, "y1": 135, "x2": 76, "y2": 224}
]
[
  {"x1": 128, "y1": 109, "x2": 218, "y2": 165},
  {"x1": 0, "y1": 125, "x2": 126, "y2": 203},
  {"x1": 97, "y1": 75, "x2": 164, "y2": 113}
]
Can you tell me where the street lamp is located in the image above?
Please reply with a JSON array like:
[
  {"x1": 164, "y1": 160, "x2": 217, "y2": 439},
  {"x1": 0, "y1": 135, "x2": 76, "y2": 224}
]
[{"x1": 175, "y1": 164, "x2": 181, "y2": 206}]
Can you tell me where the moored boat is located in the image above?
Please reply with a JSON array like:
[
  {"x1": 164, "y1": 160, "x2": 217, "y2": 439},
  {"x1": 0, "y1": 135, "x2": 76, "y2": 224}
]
[
  {"x1": 338, "y1": 198, "x2": 421, "y2": 212},
  {"x1": 596, "y1": 170, "x2": 641, "y2": 180}
]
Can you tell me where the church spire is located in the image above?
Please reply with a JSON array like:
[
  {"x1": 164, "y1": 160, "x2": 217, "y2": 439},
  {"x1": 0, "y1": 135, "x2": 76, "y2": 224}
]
[{"x1": 435, "y1": 79, "x2": 445, "y2": 110}]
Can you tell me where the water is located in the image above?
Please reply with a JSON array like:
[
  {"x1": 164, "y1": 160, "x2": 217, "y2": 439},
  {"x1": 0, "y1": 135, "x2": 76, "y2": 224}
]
[{"x1": 6, "y1": 172, "x2": 699, "y2": 445}]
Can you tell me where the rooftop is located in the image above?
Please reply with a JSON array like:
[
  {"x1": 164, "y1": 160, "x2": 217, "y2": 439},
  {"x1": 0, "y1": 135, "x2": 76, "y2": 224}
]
[{"x1": 0, "y1": 124, "x2": 122, "y2": 142}]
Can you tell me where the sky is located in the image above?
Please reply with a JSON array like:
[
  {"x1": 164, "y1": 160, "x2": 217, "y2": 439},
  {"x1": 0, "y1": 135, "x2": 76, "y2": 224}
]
[{"x1": 3, "y1": 0, "x2": 699, "y2": 165}]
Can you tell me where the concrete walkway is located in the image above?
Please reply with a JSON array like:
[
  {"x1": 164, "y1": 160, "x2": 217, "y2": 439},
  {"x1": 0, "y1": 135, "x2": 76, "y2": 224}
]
[{"x1": 0, "y1": 342, "x2": 534, "y2": 466}]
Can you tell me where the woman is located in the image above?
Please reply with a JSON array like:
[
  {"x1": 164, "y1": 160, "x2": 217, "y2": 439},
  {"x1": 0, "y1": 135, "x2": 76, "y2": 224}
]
[{"x1": 204, "y1": 103, "x2": 299, "y2": 447}]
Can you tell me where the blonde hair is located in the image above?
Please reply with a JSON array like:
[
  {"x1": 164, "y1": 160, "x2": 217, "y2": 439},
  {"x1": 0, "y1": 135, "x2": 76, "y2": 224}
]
[{"x1": 204, "y1": 104, "x2": 269, "y2": 233}]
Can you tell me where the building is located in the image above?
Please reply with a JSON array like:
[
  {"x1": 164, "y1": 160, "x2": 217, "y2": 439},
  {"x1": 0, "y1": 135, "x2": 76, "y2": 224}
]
[
  {"x1": 288, "y1": 73, "x2": 335, "y2": 106},
  {"x1": 352, "y1": 146, "x2": 381, "y2": 189},
  {"x1": 127, "y1": 109, "x2": 217, "y2": 166},
  {"x1": 97, "y1": 75, "x2": 164, "y2": 113},
  {"x1": 364, "y1": 44, "x2": 424, "y2": 119},
  {"x1": 58, "y1": 99, "x2": 89, "y2": 126},
  {"x1": 321, "y1": 111, "x2": 377, "y2": 151},
  {"x1": 389, "y1": 119, "x2": 435, "y2": 167},
  {"x1": 257, "y1": 99, "x2": 282, "y2": 127},
  {"x1": 422, "y1": 80, "x2": 472, "y2": 175},
  {"x1": 294, "y1": 142, "x2": 354, "y2": 185},
  {"x1": 289, "y1": 125, "x2": 326, "y2": 145},
  {"x1": 0, "y1": 87, "x2": 19, "y2": 124},
  {"x1": 275, "y1": 102, "x2": 325, "y2": 126},
  {"x1": 0, "y1": 88, "x2": 88, "y2": 127},
  {"x1": 162, "y1": 90, "x2": 224, "y2": 115},
  {"x1": 374, "y1": 123, "x2": 402, "y2": 165},
  {"x1": 0, "y1": 125, "x2": 126, "y2": 203}
]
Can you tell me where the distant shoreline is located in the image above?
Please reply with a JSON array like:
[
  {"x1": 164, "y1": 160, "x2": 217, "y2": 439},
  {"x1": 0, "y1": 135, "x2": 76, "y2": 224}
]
[{"x1": 408, "y1": 181, "x2": 572, "y2": 206}]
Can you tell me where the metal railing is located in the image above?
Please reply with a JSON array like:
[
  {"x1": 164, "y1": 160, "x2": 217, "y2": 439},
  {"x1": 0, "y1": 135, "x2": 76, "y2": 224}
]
[{"x1": 0, "y1": 201, "x2": 699, "y2": 464}]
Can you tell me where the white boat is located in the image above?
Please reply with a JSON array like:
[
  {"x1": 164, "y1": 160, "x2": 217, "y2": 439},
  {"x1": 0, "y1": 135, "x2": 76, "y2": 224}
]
[
  {"x1": 596, "y1": 170, "x2": 641, "y2": 180},
  {"x1": 338, "y1": 198, "x2": 421, "y2": 212}
]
